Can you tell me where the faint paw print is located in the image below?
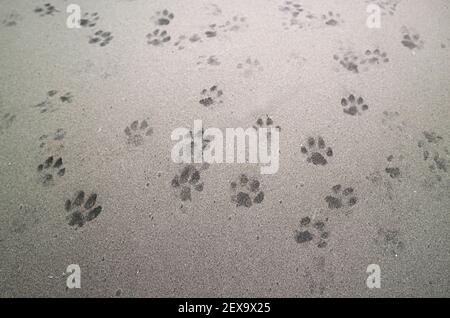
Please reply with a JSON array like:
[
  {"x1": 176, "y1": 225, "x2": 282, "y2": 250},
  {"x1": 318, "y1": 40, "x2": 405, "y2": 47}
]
[
  {"x1": 34, "y1": 3, "x2": 59, "y2": 16},
  {"x1": 230, "y1": 174, "x2": 264, "y2": 208},
  {"x1": 124, "y1": 119, "x2": 153, "y2": 146},
  {"x1": 295, "y1": 216, "x2": 330, "y2": 248},
  {"x1": 37, "y1": 156, "x2": 66, "y2": 186},
  {"x1": 324, "y1": 185, "x2": 357, "y2": 210},
  {"x1": 341, "y1": 94, "x2": 369, "y2": 116},
  {"x1": 65, "y1": 191, "x2": 102, "y2": 228},
  {"x1": 301, "y1": 136, "x2": 333, "y2": 166},
  {"x1": 385, "y1": 155, "x2": 401, "y2": 179},
  {"x1": 320, "y1": 11, "x2": 343, "y2": 26},
  {"x1": 199, "y1": 85, "x2": 223, "y2": 107}
]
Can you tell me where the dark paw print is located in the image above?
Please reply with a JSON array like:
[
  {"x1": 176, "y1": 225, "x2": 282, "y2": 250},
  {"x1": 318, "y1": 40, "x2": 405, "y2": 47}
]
[
  {"x1": 321, "y1": 11, "x2": 343, "y2": 26},
  {"x1": 295, "y1": 216, "x2": 329, "y2": 248},
  {"x1": 32, "y1": 90, "x2": 73, "y2": 113},
  {"x1": 418, "y1": 131, "x2": 449, "y2": 181},
  {"x1": 230, "y1": 174, "x2": 264, "y2": 208},
  {"x1": 341, "y1": 94, "x2": 369, "y2": 116},
  {"x1": 153, "y1": 9, "x2": 174, "y2": 26},
  {"x1": 333, "y1": 51, "x2": 360, "y2": 73},
  {"x1": 0, "y1": 112, "x2": 16, "y2": 134},
  {"x1": 301, "y1": 136, "x2": 333, "y2": 166},
  {"x1": 37, "y1": 156, "x2": 65, "y2": 186},
  {"x1": 80, "y1": 12, "x2": 100, "y2": 28},
  {"x1": 324, "y1": 185, "x2": 357, "y2": 210},
  {"x1": 360, "y1": 49, "x2": 389, "y2": 65},
  {"x1": 171, "y1": 164, "x2": 205, "y2": 201},
  {"x1": 199, "y1": 85, "x2": 223, "y2": 107},
  {"x1": 401, "y1": 27, "x2": 424, "y2": 51},
  {"x1": 34, "y1": 3, "x2": 59, "y2": 16},
  {"x1": 124, "y1": 120, "x2": 153, "y2": 146},
  {"x1": 65, "y1": 191, "x2": 102, "y2": 228},
  {"x1": 89, "y1": 30, "x2": 113, "y2": 47},
  {"x1": 146, "y1": 29, "x2": 171, "y2": 46},
  {"x1": 385, "y1": 155, "x2": 401, "y2": 179}
]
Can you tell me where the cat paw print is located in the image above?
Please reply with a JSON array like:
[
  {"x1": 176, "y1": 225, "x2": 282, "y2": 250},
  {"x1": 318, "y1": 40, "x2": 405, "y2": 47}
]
[
  {"x1": 32, "y1": 90, "x2": 73, "y2": 113},
  {"x1": 366, "y1": 0, "x2": 401, "y2": 16},
  {"x1": 65, "y1": 191, "x2": 102, "y2": 228},
  {"x1": 320, "y1": 11, "x2": 343, "y2": 26},
  {"x1": 385, "y1": 155, "x2": 402, "y2": 179},
  {"x1": 89, "y1": 30, "x2": 113, "y2": 47},
  {"x1": 37, "y1": 156, "x2": 65, "y2": 186},
  {"x1": 230, "y1": 174, "x2": 264, "y2": 208},
  {"x1": 221, "y1": 15, "x2": 248, "y2": 32},
  {"x1": 253, "y1": 114, "x2": 281, "y2": 142},
  {"x1": 333, "y1": 51, "x2": 360, "y2": 73},
  {"x1": 146, "y1": 29, "x2": 171, "y2": 46},
  {"x1": 174, "y1": 33, "x2": 202, "y2": 50},
  {"x1": 279, "y1": 1, "x2": 304, "y2": 18},
  {"x1": 341, "y1": 94, "x2": 369, "y2": 116},
  {"x1": 376, "y1": 228, "x2": 405, "y2": 257},
  {"x1": 2, "y1": 11, "x2": 21, "y2": 27},
  {"x1": 152, "y1": 9, "x2": 174, "y2": 26},
  {"x1": 199, "y1": 85, "x2": 223, "y2": 107},
  {"x1": 0, "y1": 112, "x2": 16, "y2": 134},
  {"x1": 301, "y1": 136, "x2": 333, "y2": 166},
  {"x1": 418, "y1": 131, "x2": 449, "y2": 181},
  {"x1": 334, "y1": 49, "x2": 389, "y2": 73},
  {"x1": 38, "y1": 128, "x2": 65, "y2": 153},
  {"x1": 171, "y1": 164, "x2": 205, "y2": 201},
  {"x1": 197, "y1": 55, "x2": 220, "y2": 69},
  {"x1": 237, "y1": 58, "x2": 263, "y2": 77},
  {"x1": 124, "y1": 119, "x2": 154, "y2": 147},
  {"x1": 295, "y1": 216, "x2": 330, "y2": 248},
  {"x1": 324, "y1": 185, "x2": 357, "y2": 210},
  {"x1": 401, "y1": 27, "x2": 424, "y2": 52},
  {"x1": 34, "y1": 3, "x2": 59, "y2": 16},
  {"x1": 80, "y1": 12, "x2": 100, "y2": 28},
  {"x1": 360, "y1": 49, "x2": 389, "y2": 66}
]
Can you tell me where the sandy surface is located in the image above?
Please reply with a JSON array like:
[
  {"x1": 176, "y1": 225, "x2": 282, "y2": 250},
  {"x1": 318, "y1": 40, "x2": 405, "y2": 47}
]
[{"x1": 0, "y1": 0, "x2": 449, "y2": 297}]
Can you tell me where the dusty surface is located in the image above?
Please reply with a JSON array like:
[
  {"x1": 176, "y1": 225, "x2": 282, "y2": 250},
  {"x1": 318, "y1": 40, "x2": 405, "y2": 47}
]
[{"x1": 0, "y1": 0, "x2": 449, "y2": 297}]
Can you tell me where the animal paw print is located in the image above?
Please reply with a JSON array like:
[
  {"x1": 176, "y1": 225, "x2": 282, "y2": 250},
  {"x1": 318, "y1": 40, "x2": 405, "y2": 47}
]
[
  {"x1": 324, "y1": 185, "x2": 357, "y2": 210},
  {"x1": 204, "y1": 3, "x2": 222, "y2": 16},
  {"x1": 197, "y1": 55, "x2": 220, "y2": 69},
  {"x1": 279, "y1": 1, "x2": 304, "y2": 18},
  {"x1": 334, "y1": 49, "x2": 389, "y2": 73},
  {"x1": 89, "y1": 30, "x2": 113, "y2": 47},
  {"x1": 39, "y1": 128, "x2": 65, "y2": 153},
  {"x1": 171, "y1": 164, "x2": 205, "y2": 201},
  {"x1": 341, "y1": 94, "x2": 369, "y2": 116},
  {"x1": 146, "y1": 29, "x2": 171, "y2": 46},
  {"x1": 333, "y1": 50, "x2": 360, "y2": 73},
  {"x1": 385, "y1": 155, "x2": 401, "y2": 179},
  {"x1": 199, "y1": 85, "x2": 223, "y2": 107},
  {"x1": 360, "y1": 49, "x2": 389, "y2": 66},
  {"x1": 32, "y1": 90, "x2": 73, "y2": 113},
  {"x1": 295, "y1": 216, "x2": 330, "y2": 248},
  {"x1": 152, "y1": 9, "x2": 174, "y2": 26},
  {"x1": 37, "y1": 156, "x2": 65, "y2": 186},
  {"x1": 80, "y1": 12, "x2": 100, "y2": 28},
  {"x1": 124, "y1": 119, "x2": 153, "y2": 146},
  {"x1": 320, "y1": 11, "x2": 343, "y2": 26},
  {"x1": 301, "y1": 136, "x2": 333, "y2": 166},
  {"x1": 174, "y1": 33, "x2": 202, "y2": 50},
  {"x1": 237, "y1": 58, "x2": 263, "y2": 77},
  {"x1": 2, "y1": 11, "x2": 21, "y2": 27},
  {"x1": 0, "y1": 112, "x2": 16, "y2": 134},
  {"x1": 34, "y1": 3, "x2": 59, "y2": 16},
  {"x1": 418, "y1": 131, "x2": 449, "y2": 181},
  {"x1": 221, "y1": 15, "x2": 249, "y2": 32},
  {"x1": 230, "y1": 174, "x2": 264, "y2": 208},
  {"x1": 65, "y1": 191, "x2": 102, "y2": 228},
  {"x1": 401, "y1": 27, "x2": 424, "y2": 51},
  {"x1": 366, "y1": 0, "x2": 401, "y2": 16},
  {"x1": 376, "y1": 228, "x2": 405, "y2": 257}
]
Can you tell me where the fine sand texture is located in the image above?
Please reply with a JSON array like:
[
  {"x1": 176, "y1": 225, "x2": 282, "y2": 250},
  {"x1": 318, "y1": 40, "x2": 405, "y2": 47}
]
[{"x1": 0, "y1": 0, "x2": 449, "y2": 297}]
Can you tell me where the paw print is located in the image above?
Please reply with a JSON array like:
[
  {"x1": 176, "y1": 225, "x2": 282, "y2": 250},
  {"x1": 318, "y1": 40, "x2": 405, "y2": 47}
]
[
  {"x1": 65, "y1": 191, "x2": 102, "y2": 228},
  {"x1": 333, "y1": 51, "x2": 360, "y2": 73},
  {"x1": 146, "y1": 29, "x2": 171, "y2": 46},
  {"x1": 171, "y1": 164, "x2": 205, "y2": 201},
  {"x1": 2, "y1": 11, "x2": 21, "y2": 27},
  {"x1": 124, "y1": 120, "x2": 153, "y2": 146},
  {"x1": 34, "y1": 3, "x2": 59, "y2": 16},
  {"x1": 295, "y1": 216, "x2": 329, "y2": 248},
  {"x1": 341, "y1": 94, "x2": 369, "y2": 116},
  {"x1": 38, "y1": 128, "x2": 65, "y2": 153},
  {"x1": 237, "y1": 58, "x2": 263, "y2": 77},
  {"x1": 385, "y1": 155, "x2": 401, "y2": 179},
  {"x1": 279, "y1": 1, "x2": 304, "y2": 18},
  {"x1": 199, "y1": 85, "x2": 223, "y2": 107},
  {"x1": 376, "y1": 228, "x2": 405, "y2": 257},
  {"x1": 0, "y1": 112, "x2": 16, "y2": 134},
  {"x1": 220, "y1": 15, "x2": 248, "y2": 32},
  {"x1": 301, "y1": 136, "x2": 333, "y2": 166},
  {"x1": 32, "y1": 90, "x2": 73, "y2": 113},
  {"x1": 320, "y1": 11, "x2": 343, "y2": 26},
  {"x1": 174, "y1": 33, "x2": 202, "y2": 50},
  {"x1": 360, "y1": 49, "x2": 389, "y2": 65},
  {"x1": 401, "y1": 27, "x2": 424, "y2": 51},
  {"x1": 80, "y1": 12, "x2": 100, "y2": 28},
  {"x1": 153, "y1": 9, "x2": 174, "y2": 26},
  {"x1": 89, "y1": 30, "x2": 113, "y2": 47},
  {"x1": 230, "y1": 174, "x2": 264, "y2": 208},
  {"x1": 418, "y1": 131, "x2": 449, "y2": 181},
  {"x1": 197, "y1": 55, "x2": 220, "y2": 69},
  {"x1": 37, "y1": 156, "x2": 66, "y2": 186},
  {"x1": 324, "y1": 185, "x2": 357, "y2": 210}
]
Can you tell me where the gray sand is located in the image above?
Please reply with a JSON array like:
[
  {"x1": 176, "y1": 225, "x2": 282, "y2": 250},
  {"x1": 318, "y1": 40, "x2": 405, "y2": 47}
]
[{"x1": 0, "y1": 0, "x2": 449, "y2": 297}]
